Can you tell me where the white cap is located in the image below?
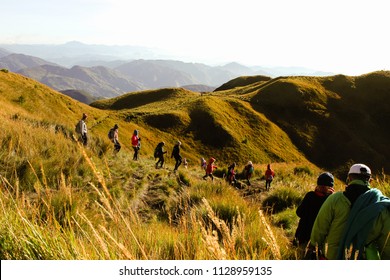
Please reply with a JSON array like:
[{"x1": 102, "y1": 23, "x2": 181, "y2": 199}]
[{"x1": 348, "y1": 163, "x2": 371, "y2": 176}]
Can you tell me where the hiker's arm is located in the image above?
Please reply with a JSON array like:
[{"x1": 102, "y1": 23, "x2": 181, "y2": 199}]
[
  {"x1": 310, "y1": 196, "x2": 334, "y2": 248},
  {"x1": 296, "y1": 193, "x2": 310, "y2": 218}
]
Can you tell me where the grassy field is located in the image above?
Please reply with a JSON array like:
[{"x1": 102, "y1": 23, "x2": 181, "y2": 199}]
[
  {"x1": 1, "y1": 139, "x2": 389, "y2": 260},
  {"x1": 1, "y1": 70, "x2": 390, "y2": 260}
]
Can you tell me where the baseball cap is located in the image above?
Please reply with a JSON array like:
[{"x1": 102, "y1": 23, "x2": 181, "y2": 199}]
[{"x1": 348, "y1": 163, "x2": 371, "y2": 176}]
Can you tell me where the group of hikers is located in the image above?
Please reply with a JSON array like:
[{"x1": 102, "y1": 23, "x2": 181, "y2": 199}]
[
  {"x1": 75, "y1": 113, "x2": 185, "y2": 172},
  {"x1": 154, "y1": 140, "x2": 183, "y2": 172},
  {"x1": 75, "y1": 113, "x2": 277, "y2": 186},
  {"x1": 293, "y1": 163, "x2": 390, "y2": 260},
  {"x1": 76, "y1": 114, "x2": 390, "y2": 260}
]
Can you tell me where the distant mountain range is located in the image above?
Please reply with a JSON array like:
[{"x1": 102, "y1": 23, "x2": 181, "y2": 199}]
[{"x1": 0, "y1": 41, "x2": 334, "y2": 102}]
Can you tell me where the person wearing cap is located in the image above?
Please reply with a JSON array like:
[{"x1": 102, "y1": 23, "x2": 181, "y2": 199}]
[
  {"x1": 310, "y1": 163, "x2": 390, "y2": 259},
  {"x1": 171, "y1": 141, "x2": 182, "y2": 172},
  {"x1": 293, "y1": 172, "x2": 335, "y2": 251}
]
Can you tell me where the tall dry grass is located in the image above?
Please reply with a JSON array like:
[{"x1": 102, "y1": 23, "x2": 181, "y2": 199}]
[
  {"x1": 1, "y1": 107, "x2": 388, "y2": 260},
  {"x1": 0, "y1": 138, "x2": 297, "y2": 260}
]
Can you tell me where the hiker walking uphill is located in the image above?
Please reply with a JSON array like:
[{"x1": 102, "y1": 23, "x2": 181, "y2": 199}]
[
  {"x1": 154, "y1": 141, "x2": 167, "y2": 169},
  {"x1": 75, "y1": 113, "x2": 88, "y2": 146},
  {"x1": 131, "y1": 130, "x2": 141, "y2": 160},
  {"x1": 294, "y1": 172, "x2": 335, "y2": 248},
  {"x1": 108, "y1": 124, "x2": 121, "y2": 154},
  {"x1": 310, "y1": 163, "x2": 390, "y2": 260},
  {"x1": 265, "y1": 164, "x2": 275, "y2": 191},
  {"x1": 171, "y1": 141, "x2": 182, "y2": 172},
  {"x1": 203, "y1": 157, "x2": 217, "y2": 181},
  {"x1": 244, "y1": 161, "x2": 254, "y2": 186},
  {"x1": 226, "y1": 162, "x2": 237, "y2": 185}
]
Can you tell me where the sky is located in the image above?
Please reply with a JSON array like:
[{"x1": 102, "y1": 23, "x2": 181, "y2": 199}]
[{"x1": 1, "y1": 0, "x2": 389, "y2": 75}]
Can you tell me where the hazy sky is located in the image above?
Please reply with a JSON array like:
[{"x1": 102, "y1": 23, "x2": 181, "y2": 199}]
[{"x1": 2, "y1": 0, "x2": 389, "y2": 75}]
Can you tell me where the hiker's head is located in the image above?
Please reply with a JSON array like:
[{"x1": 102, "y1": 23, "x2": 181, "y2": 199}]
[
  {"x1": 248, "y1": 161, "x2": 252, "y2": 166},
  {"x1": 82, "y1": 113, "x2": 87, "y2": 120},
  {"x1": 316, "y1": 172, "x2": 335, "y2": 196},
  {"x1": 267, "y1": 164, "x2": 271, "y2": 169},
  {"x1": 347, "y1": 163, "x2": 371, "y2": 183},
  {"x1": 209, "y1": 157, "x2": 215, "y2": 163},
  {"x1": 114, "y1": 124, "x2": 119, "y2": 129},
  {"x1": 317, "y1": 172, "x2": 334, "y2": 187},
  {"x1": 177, "y1": 141, "x2": 181, "y2": 146},
  {"x1": 133, "y1": 129, "x2": 138, "y2": 135}
]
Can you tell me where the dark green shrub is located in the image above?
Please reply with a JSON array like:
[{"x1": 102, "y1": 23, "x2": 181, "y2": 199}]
[
  {"x1": 293, "y1": 166, "x2": 313, "y2": 176},
  {"x1": 262, "y1": 187, "x2": 302, "y2": 214}
]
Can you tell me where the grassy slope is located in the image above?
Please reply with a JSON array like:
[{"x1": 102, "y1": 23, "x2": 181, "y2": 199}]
[
  {"x1": 91, "y1": 87, "x2": 305, "y2": 166},
  {"x1": 214, "y1": 75, "x2": 272, "y2": 92},
  {"x1": 0, "y1": 71, "x2": 311, "y2": 260},
  {"x1": 241, "y1": 71, "x2": 390, "y2": 175},
  {"x1": 1, "y1": 71, "x2": 389, "y2": 260}
]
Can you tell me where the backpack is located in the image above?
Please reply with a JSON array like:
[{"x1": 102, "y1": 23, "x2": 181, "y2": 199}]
[
  {"x1": 108, "y1": 128, "x2": 115, "y2": 140},
  {"x1": 154, "y1": 148, "x2": 159, "y2": 159},
  {"x1": 154, "y1": 142, "x2": 162, "y2": 158},
  {"x1": 75, "y1": 120, "x2": 82, "y2": 134}
]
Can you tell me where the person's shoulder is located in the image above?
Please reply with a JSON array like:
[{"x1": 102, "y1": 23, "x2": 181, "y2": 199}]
[
  {"x1": 325, "y1": 191, "x2": 348, "y2": 205},
  {"x1": 329, "y1": 191, "x2": 343, "y2": 198}
]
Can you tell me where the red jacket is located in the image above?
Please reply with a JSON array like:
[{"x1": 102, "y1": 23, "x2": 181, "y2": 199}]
[
  {"x1": 206, "y1": 157, "x2": 217, "y2": 174},
  {"x1": 206, "y1": 163, "x2": 217, "y2": 174},
  {"x1": 265, "y1": 169, "x2": 275, "y2": 180},
  {"x1": 131, "y1": 135, "x2": 139, "y2": 147}
]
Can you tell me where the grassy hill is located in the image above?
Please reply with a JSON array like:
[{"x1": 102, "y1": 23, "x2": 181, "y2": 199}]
[
  {"x1": 1, "y1": 70, "x2": 389, "y2": 260},
  {"x1": 240, "y1": 71, "x2": 390, "y2": 175},
  {"x1": 60, "y1": 89, "x2": 101, "y2": 104},
  {"x1": 214, "y1": 75, "x2": 272, "y2": 91},
  {"x1": 91, "y1": 87, "x2": 305, "y2": 166},
  {"x1": 91, "y1": 71, "x2": 390, "y2": 176}
]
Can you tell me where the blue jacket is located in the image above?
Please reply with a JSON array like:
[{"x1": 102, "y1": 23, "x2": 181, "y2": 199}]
[{"x1": 337, "y1": 188, "x2": 390, "y2": 259}]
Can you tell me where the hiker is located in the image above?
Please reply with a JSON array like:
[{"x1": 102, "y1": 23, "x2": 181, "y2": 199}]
[
  {"x1": 293, "y1": 172, "x2": 335, "y2": 250},
  {"x1": 203, "y1": 157, "x2": 217, "y2": 181},
  {"x1": 244, "y1": 161, "x2": 254, "y2": 186},
  {"x1": 227, "y1": 162, "x2": 237, "y2": 185},
  {"x1": 76, "y1": 113, "x2": 88, "y2": 146},
  {"x1": 310, "y1": 163, "x2": 390, "y2": 260},
  {"x1": 171, "y1": 141, "x2": 182, "y2": 172},
  {"x1": 200, "y1": 157, "x2": 207, "y2": 170},
  {"x1": 154, "y1": 141, "x2": 167, "y2": 168},
  {"x1": 265, "y1": 164, "x2": 275, "y2": 191},
  {"x1": 108, "y1": 124, "x2": 121, "y2": 154},
  {"x1": 131, "y1": 129, "x2": 141, "y2": 160}
]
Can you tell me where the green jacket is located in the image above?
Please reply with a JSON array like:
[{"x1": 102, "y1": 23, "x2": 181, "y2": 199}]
[{"x1": 311, "y1": 186, "x2": 390, "y2": 259}]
